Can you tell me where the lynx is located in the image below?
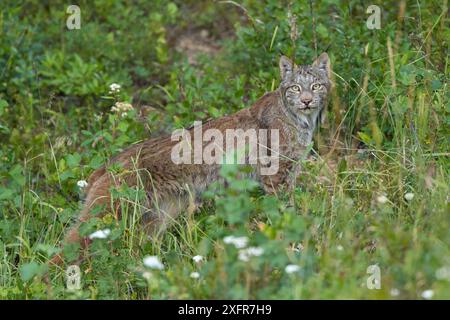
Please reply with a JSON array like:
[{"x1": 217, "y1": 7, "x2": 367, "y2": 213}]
[{"x1": 51, "y1": 53, "x2": 331, "y2": 265}]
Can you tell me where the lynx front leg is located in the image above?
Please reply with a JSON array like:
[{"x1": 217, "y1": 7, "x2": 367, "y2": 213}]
[
  {"x1": 286, "y1": 162, "x2": 302, "y2": 192},
  {"x1": 260, "y1": 160, "x2": 301, "y2": 208},
  {"x1": 260, "y1": 160, "x2": 296, "y2": 194}
]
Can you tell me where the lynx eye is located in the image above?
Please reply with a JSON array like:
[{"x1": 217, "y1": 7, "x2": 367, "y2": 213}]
[
  {"x1": 290, "y1": 85, "x2": 301, "y2": 92},
  {"x1": 312, "y1": 83, "x2": 322, "y2": 90}
]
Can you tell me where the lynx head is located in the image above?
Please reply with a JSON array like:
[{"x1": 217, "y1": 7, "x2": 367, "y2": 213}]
[{"x1": 279, "y1": 53, "x2": 331, "y2": 126}]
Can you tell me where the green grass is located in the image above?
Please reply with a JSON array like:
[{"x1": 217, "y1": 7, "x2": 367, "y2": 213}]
[{"x1": 0, "y1": 0, "x2": 448, "y2": 299}]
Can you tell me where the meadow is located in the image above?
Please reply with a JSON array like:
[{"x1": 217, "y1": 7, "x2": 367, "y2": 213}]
[{"x1": 0, "y1": 0, "x2": 448, "y2": 299}]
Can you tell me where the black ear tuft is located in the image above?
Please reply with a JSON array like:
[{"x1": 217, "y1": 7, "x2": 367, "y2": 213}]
[
  {"x1": 279, "y1": 55, "x2": 294, "y2": 81},
  {"x1": 312, "y1": 52, "x2": 331, "y2": 78}
]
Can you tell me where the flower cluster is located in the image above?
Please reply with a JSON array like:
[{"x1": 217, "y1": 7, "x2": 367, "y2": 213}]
[
  {"x1": 390, "y1": 288, "x2": 400, "y2": 297},
  {"x1": 143, "y1": 256, "x2": 164, "y2": 270},
  {"x1": 223, "y1": 235, "x2": 264, "y2": 262},
  {"x1": 89, "y1": 228, "x2": 111, "y2": 240},
  {"x1": 238, "y1": 247, "x2": 264, "y2": 262},
  {"x1": 192, "y1": 255, "x2": 204, "y2": 264},
  {"x1": 421, "y1": 289, "x2": 434, "y2": 300},
  {"x1": 109, "y1": 83, "x2": 121, "y2": 94},
  {"x1": 285, "y1": 264, "x2": 301, "y2": 274},
  {"x1": 111, "y1": 102, "x2": 133, "y2": 117},
  {"x1": 223, "y1": 235, "x2": 249, "y2": 249},
  {"x1": 404, "y1": 192, "x2": 414, "y2": 201}
]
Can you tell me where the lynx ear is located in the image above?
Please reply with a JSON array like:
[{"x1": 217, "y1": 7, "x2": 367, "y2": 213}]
[
  {"x1": 312, "y1": 52, "x2": 331, "y2": 78},
  {"x1": 279, "y1": 55, "x2": 295, "y2": 81}
]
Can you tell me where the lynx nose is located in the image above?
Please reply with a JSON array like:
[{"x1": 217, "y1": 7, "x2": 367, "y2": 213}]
[{"x1": 300, "y1": 92, "x2": 313, "y2": 106}]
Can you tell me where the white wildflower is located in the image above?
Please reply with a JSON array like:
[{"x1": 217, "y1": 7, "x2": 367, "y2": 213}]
[
  {"x1": 111, "y1": 102, "x2": 133, "y2": 114},
  {"x1": 390, "y1": 288, "x2": 400, "y2": 297},
  {"x1": 436, "y1": 266, "x2": 450, "y2": 281},
  {"x1": 336, "y1": 245, "x2": 344, "y2": 251},
  {"x1": 238, "y1": 251, "x2": 250, "y2": 262},
  {"x1": 190, "y1": 272, "x2": 200, "y2": 279},
  {"x1": 77, "y1": 180, "x2": 88, "y2": 188},
  {"x1": 109, "y1": 83, "x2": 121, "y2": 93},
  {"x1": 223, "y1": 236, "x2": 234, "y2": 244},
  {"x1": 238, "y1": 247, "x2": 264, "y2": 262},
  {"x1": 192, "y1": 255, "x2": 204, "y2": 264},
  {"x1": 376, "y1": 194, "x2": 389, "y2": 204},
  {"x1": 421, "y1": 289, "x2": 434, "y2": 300},
  {"x1": 246, "y1": 247, "x2": 264, "y2": 256},
  {"x1": 223, "y1": 235, "x2": 248, "y2": 249},
  {"x1": 285, "y1": 264, "x2": 301, "y2": 274},
  {"x1": 143, "y1": 256, "x2": 164, "y2": 270},
  {"x1": 88, "y1": 228, "x2": 111, "y2": 240},
  {"x1": 231, "y1": 237, "x2": 249, "y2": 249},
  {"x1": 142, "y1": 271, "x2": 152, "y2": 280},
  {"x1": 404, "y1": 193, "x2": 414, "y2": 201}
]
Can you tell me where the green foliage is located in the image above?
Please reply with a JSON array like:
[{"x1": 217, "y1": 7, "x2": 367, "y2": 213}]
[{"x1": 0, "y1": 0, "x2": 448, "y2": 299}]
